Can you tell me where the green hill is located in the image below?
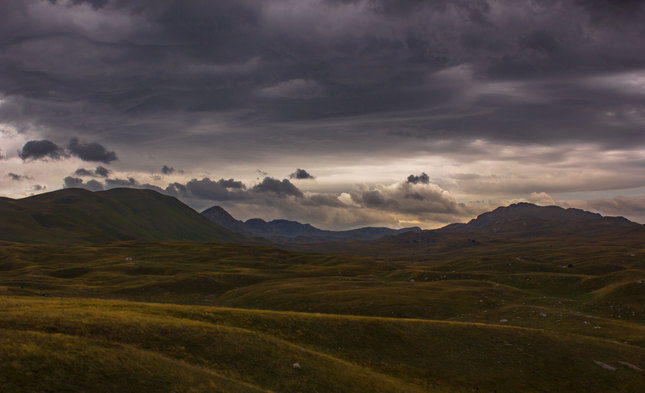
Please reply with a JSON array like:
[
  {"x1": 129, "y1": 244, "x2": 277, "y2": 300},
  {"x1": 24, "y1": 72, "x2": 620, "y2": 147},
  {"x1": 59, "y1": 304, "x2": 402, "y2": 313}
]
[
  {"x1": 0, "y1": 188, "x2": 245, "y2": 243},
  {"x1": 1, "y1": 296, "x2": 644, "y2": 393}
]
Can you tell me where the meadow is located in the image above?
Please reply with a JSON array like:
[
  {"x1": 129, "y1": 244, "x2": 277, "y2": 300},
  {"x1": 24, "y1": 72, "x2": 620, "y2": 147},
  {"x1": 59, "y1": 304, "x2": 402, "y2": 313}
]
[{"x1": 1, "y1": 238, "x2": 644, "y2": 392}]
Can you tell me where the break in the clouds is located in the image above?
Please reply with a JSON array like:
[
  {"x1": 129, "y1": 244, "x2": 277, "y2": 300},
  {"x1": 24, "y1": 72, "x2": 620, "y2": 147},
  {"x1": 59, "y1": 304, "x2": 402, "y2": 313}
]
[{"x1": 2, "y1": 0, "x2": 645, "y2": 227}]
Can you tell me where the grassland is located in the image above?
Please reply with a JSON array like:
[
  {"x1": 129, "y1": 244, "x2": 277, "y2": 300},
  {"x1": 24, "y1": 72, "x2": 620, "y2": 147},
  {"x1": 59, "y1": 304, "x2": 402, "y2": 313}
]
[
  {"x1": 2, "y1": 296, "x2": 644, "y2": 393},
  {"x1": 1, "y1": 238, "x2": 644, "y2": 391}
]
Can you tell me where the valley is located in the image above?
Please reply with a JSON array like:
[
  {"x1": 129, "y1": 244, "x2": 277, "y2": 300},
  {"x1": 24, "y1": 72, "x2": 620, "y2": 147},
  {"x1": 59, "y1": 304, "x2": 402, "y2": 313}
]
[{"x1": 1, "y1": 189, "x2": 644, "y2": 392}]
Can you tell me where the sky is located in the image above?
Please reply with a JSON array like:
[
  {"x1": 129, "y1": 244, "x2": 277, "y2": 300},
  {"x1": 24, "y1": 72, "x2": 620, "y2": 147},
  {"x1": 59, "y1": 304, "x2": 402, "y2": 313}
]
[{"x1": 1, "y1": 0, "x2": 645, "y2": 229}]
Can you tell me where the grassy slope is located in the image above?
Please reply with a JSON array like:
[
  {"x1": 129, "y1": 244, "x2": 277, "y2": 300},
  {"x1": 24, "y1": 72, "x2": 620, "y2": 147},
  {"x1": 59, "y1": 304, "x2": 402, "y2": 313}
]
[
  {"x1": 1, "y1": 239, "x2": 644, "y2": 392},
  {"x1": 1, "y1": 296, "x2": 644, "y2": 393},
  {"x1": 0, "y1": 188, "x2": 244, "y2": 243}
]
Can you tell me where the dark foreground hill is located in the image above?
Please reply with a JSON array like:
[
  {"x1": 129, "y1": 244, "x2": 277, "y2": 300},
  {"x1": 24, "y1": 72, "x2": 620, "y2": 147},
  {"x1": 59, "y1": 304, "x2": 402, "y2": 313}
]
[
  {"x1": 0, "y1": 188, "x2": 244, "y2": 243},
  {"x1": 201, "y1": 205, "x2": 420, "y2": 242}
]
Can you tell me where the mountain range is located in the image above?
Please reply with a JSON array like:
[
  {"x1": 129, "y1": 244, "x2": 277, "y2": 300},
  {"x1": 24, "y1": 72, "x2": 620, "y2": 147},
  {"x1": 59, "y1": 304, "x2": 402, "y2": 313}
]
[
  {"x1": 1, "y1": 188, "x2": 642, "y2": 245},
  {"x1": 201, "y1": 205, "x2": 421, "y2": 242},
  {"x1": 326, "y1": 201, "x2": 645, "y2": 257}
]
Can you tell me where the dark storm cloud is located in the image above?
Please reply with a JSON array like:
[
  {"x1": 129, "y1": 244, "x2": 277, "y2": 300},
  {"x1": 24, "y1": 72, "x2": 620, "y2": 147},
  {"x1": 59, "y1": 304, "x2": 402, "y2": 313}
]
[
  {"x1": 406, "y1": 173, "x2": 430, "y2": 185},
  {"x1": 1, "y1": 0, "x2": 645, "y2": 194},
  {"x1": 252, "y1": 178, "x2": 303, "y2": 198},
  {"x1": 67, "y1": 138, "x2": 117, "y2": 163},
  {"x1": 289, "y1": 169, "x2": 315, "y2": 180},
  {"x1": 161, "y1": 165, "x2": 175, "y2": 175},
  {"x1": 0, "y1": 0, "x2": 645, "y2": 158},
  {"x1": 19, "y1": 140, "x2": 66, "y2": 161}
]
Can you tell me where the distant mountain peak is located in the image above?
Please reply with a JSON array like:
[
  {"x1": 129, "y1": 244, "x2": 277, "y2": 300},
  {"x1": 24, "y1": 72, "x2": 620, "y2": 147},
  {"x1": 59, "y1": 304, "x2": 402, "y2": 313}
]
[
  {"x1": 202, "y1": 205, "x2": 236, "y2": 219},
  {"x1": 201, "y1": 205, "x2": 247, "y2": 234},
  {"x1": 452, "y1": 202, "x2": 639, "y2": 237}
]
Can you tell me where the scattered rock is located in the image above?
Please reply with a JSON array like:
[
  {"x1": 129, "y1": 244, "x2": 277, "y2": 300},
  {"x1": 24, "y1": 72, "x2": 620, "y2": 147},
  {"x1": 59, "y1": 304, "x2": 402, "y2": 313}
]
[
  {"x1": 594, "y1": 361, "x2": 616, "y2": 371},
  {"x1": 618, "y1": 361, "x2": 642, "y2": 372},
  {"x1": 539, "y1": 312, "x2": 547, "y2": 317},
  {"x1": 292, "y1": 362, "x2": 301, "y2": 370},
  {"x1": 409, "y1": 279, "x2": 415, "y2": 283},
  {"x1": 499, "y1": 319, "x2": 508, "y2": 323}
]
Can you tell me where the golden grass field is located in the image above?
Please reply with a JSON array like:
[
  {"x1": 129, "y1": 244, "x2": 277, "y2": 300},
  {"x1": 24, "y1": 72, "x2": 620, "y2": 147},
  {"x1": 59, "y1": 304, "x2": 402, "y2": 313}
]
[{"x1": 1, "y1": 239, "x2": 644, "y2": 392}]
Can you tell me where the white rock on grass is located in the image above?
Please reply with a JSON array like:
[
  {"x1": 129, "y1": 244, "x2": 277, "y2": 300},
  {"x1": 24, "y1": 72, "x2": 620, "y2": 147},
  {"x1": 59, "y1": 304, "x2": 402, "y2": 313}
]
[
  {"x1": 292, "y1": 362, "x2": 302, "y2": 370},
  {"x1": 594, "y1": 361, "x2": 616, "y2": 371},
  {"x1": 618, "y1": 361, "x2": 642, "y2": 372}
]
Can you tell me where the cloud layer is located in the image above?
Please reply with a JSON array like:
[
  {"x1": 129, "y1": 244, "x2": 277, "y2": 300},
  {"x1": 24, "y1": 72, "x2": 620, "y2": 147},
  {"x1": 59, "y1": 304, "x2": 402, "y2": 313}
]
[{"x1": 1, "y1": 0, "x2": 645, "y2": 227}]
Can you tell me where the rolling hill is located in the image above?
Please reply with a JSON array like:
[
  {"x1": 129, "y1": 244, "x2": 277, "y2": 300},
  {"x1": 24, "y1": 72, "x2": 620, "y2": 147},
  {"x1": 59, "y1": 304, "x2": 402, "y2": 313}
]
[
  {"x1": 0, "y1": 188, "x2": 245, "y2": 243},
  {"x1": 1, "y1": 240, "x2": 644, "y2": 392}
]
